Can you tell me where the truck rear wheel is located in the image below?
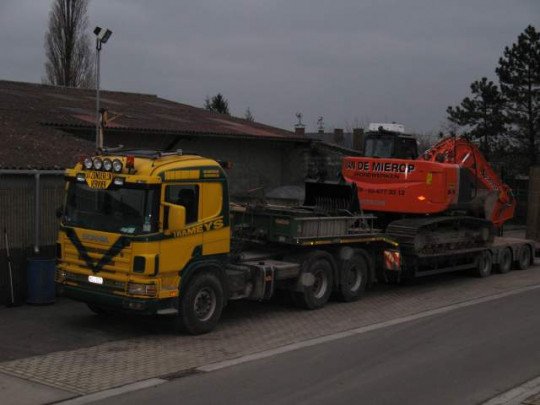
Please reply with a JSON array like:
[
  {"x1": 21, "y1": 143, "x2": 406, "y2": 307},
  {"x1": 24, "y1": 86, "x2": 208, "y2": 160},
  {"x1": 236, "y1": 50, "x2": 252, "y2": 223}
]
[
  {"x1": 515, "y1": 246, "x2": 531, "y2": 270},
  {"x1": 497, "y1": 248, "x2": 512, "y2": 274},
  {"x1": 338, "y1": 255, "x2": 368, "y2": 302},
  {"x1": 473, "y1": 251, "x2": 492, "y2": 278},
  {"x1": 176, "y1": 272, "x2": 224, "y2": 335},
  {"x1": 292, "y1": 252, "x2": 333, "y2": 310}
]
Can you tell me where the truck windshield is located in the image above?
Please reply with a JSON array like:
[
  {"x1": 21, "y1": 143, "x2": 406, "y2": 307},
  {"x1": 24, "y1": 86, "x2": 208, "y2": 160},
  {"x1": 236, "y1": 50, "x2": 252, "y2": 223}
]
[
  {"x1": 364, "y1": 136, "x2": 394, "y2": 158},
  {"x1": 64, "y1": 182, "x2": 159, "y2": 235}
]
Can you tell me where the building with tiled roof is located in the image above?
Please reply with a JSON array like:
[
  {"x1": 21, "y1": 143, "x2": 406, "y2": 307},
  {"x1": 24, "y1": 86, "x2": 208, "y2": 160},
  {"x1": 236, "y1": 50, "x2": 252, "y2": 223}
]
[{"x1": 0, "y1": 80, "x2": 302, "y2": 170}]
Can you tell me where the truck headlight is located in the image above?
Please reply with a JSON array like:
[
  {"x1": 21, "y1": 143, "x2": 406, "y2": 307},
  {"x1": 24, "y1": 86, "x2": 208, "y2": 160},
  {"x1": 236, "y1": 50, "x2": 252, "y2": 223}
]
[{"x1": 127, "y1": 282, "x2": 157, "y2": 297}]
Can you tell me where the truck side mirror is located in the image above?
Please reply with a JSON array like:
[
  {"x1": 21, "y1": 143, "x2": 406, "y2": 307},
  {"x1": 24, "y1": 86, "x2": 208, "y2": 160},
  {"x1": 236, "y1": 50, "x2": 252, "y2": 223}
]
[{"x1": 167, "y1": 204, "x2": 186, "y2": 232}]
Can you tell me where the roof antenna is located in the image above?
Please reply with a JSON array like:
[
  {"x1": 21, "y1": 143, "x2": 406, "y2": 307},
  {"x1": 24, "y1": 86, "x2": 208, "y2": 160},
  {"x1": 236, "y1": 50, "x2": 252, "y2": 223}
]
[
  {"x1": 295, "y1": 112, "x2": 305, "y2": 129},
  {"x1": 317, "y1": 116, "x2": 325, "y2": 133}
]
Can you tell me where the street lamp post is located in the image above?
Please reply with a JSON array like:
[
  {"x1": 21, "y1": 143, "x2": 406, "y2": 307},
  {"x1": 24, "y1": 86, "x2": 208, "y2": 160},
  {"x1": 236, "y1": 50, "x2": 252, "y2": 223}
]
[{"x1": 93, "y1": 26, "x2": 113, "y2": 151}]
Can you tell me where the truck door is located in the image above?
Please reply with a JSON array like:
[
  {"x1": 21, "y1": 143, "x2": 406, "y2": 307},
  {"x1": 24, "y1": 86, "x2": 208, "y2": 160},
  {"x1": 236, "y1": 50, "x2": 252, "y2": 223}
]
[
  {"x1": 200, "y1": 182, "x2": 230, "y2": 256},
  {"x1": 160, "y1": 183, "x2": 203, "y2": 272}
]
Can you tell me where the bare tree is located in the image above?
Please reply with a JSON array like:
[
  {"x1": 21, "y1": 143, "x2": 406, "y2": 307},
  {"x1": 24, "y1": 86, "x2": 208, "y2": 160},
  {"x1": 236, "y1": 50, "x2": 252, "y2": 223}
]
[
  {"x1": 44, "y1": 0, "x2": 94, "y2": 87},
  {"x1": 244, "y1": 107, "x2": 254, "y2": 122}
]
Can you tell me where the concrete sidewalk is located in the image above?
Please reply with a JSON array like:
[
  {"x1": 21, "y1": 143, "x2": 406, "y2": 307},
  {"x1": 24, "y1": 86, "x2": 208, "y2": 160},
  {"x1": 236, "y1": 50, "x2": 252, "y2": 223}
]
[{"x1": 0, "y1": 372, "x2": 74, "y2": 405}]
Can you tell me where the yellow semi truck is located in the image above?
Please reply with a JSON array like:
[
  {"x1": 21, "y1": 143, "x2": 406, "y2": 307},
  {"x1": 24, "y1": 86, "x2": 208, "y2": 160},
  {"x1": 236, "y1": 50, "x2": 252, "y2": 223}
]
[{"x1": 56, "y1": 149, "x2": 396, "y2": 334}]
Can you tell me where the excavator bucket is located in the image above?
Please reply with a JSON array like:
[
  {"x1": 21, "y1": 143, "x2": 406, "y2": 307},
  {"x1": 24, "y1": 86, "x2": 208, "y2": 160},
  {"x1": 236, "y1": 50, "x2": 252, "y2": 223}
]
[{"x1": 303, "y1": 180, "x2": 360, "y2": 213}]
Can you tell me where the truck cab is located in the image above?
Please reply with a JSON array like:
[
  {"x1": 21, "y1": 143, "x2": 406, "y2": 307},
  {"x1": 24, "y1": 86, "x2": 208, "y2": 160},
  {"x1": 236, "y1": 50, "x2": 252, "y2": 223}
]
[
  {"x1": 56, "y1": 150, "x2": 231, "y2": 333},
  {"x1": 363, "y1": 124, "x2": 418, "y2": 159}
]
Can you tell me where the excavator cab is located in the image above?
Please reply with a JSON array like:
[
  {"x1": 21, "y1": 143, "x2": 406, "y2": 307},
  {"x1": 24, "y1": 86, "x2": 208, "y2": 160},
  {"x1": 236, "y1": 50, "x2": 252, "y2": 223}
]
[{"x1": 363, "y1": 130, "x2": 418, "y2": 159}]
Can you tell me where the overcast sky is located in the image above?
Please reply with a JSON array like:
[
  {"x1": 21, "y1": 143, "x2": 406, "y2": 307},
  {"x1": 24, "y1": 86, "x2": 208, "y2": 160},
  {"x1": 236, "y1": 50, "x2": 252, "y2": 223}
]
[{"x1": 0, "y1": 0, "x2": 537, "y2": 133}]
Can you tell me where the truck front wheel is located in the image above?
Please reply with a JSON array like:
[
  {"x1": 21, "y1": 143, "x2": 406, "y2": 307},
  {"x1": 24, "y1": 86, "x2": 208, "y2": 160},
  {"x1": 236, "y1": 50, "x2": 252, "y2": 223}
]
[{"x1": 176, "y1": 272, "x2": 224, "y2": 335}]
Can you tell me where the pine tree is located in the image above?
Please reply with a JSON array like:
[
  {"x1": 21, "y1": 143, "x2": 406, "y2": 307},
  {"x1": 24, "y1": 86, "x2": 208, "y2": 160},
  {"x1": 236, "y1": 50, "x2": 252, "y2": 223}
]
[
  {"x1": 496, "y1": 25, "x2": 540, "y2": 166},
  {"x1": 204, "y1": 93, "x2": 230, "y2": 115},
  {"x1": 446, "y1": 77, "x2": 506, "y2": 159}
]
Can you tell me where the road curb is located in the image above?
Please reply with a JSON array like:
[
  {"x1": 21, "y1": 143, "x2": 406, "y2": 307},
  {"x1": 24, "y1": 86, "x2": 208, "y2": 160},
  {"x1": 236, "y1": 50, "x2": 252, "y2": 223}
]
[
  {"x1": 53, "y1": 378, "x2": 166, "y2": 405},
  {"x1": 483, "y1": 375, "x2": 540, "y2": 405}
]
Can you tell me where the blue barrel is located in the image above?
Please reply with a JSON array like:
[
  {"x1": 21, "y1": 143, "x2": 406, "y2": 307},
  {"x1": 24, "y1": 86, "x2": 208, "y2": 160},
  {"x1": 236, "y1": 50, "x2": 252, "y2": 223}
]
[{"x1": 26, "y1": 258, "x2": 56, "y2": 304}]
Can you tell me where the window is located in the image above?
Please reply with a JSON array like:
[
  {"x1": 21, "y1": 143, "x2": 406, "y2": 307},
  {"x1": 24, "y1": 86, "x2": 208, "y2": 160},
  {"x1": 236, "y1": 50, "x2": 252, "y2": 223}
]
[
  {"x1": 64, "y1": 183, "x2": 159, "y2": 234},
  {"x1": 364, "y1": 136, "x2": 394, "y2": 158},
  {"x1": 165, "y1": 185, "x2": 199, "y2": 224},
  {"x1": 394, "y1": 139, "x2": 418, "y2": 159}
]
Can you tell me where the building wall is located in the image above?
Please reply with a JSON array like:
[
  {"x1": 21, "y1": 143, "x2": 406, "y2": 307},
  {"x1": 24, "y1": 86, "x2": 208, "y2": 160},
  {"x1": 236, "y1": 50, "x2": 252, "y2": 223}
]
[
  {"x1": 106, "y1": 133, "x2": 315, "y2": 196},
  {"x1": 0, "y1": 174, "x2": 64, "y2": 304}
]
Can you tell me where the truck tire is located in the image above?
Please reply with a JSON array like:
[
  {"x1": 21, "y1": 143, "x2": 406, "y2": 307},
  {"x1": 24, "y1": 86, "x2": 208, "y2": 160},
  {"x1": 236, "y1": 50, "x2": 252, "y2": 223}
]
[
  {"x1": 338, "y1": 254, "x2": 368, "y2": 302},
  {"x1": 473, "y1": 251, "x2": 492, "y2": 278},
  {"x1": 292, "y1": 252, "x2": 334, "y2": 310},
  {"x1": 515, "y1": 246, "x2": 531, "y2": 270},
  {"x1": 176, "y1": 272, "x2": 224, "y2": 335},
  {"x1": 497, "y1": 248, "x2": 512, "y2": 274}
]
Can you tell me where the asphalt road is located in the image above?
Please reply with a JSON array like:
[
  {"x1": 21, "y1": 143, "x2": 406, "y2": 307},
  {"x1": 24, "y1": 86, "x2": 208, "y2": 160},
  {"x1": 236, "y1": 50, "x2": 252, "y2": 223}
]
[{"x1": 94, "y1": 288, "x2": 540, "y2": 405}]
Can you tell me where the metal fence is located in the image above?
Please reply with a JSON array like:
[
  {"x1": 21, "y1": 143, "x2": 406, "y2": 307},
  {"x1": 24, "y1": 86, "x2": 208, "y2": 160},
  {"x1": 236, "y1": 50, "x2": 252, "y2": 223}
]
[{"x1": 0, "y1": 171, "x2": 64, "y2": 305}]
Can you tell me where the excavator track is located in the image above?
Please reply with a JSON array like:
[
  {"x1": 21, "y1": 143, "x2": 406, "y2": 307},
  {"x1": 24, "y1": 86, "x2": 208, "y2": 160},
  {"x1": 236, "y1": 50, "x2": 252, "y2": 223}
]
[{"x1": 386, "y1": 216, "x2": 494, "y2": 256}]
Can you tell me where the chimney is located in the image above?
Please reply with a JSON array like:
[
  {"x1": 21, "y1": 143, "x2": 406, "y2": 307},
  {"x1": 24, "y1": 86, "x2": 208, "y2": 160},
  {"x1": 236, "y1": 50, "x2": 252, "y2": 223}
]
[
  {"x1": 295, "y1": 126, "x2": 305, "y2": 136},
  {"x1": 352, "y1": 128, "x2": 364, "y2": 152},
  {"x1": 333, "y1": 128, "x2": 344, "y2": 145}
]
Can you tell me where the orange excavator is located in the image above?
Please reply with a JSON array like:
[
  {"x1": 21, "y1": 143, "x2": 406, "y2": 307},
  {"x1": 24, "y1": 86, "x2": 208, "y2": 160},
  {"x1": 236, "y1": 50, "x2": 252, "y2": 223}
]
[
  {"x1": 339, "y1": 128, "x2": 516, "y2": 256},
  {"x1": 305, "y1": 126, "x2": 533, "y2": 280}
]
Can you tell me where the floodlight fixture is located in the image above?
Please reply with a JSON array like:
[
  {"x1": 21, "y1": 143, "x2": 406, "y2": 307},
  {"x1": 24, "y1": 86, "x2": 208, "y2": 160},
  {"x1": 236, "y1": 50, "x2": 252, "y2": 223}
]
[{"x1": 94, "y1": 27, "x2": 113, "y2": 45}]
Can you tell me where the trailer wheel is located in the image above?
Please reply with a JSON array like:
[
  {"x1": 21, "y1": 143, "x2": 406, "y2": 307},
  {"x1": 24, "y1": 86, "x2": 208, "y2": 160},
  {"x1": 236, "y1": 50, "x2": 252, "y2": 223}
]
[
  {"x1": 338, "y1": 255, "x2": 368, "y2": 302},
  {"x1": 292, "y1": 252, "x2": 333, "y2": 310},
  {"x1": 515, "y1": 246, "x2": 531, "y2": 270},
  {"x1": 497, "y1": 248, "x2": 512, "y2": 274},
  {"x1": 175, "y1": 272, "x2": 224, "y2": 335},
  {"x1": 474, "y1": 251, "x2": 492, "y2": 278}
]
